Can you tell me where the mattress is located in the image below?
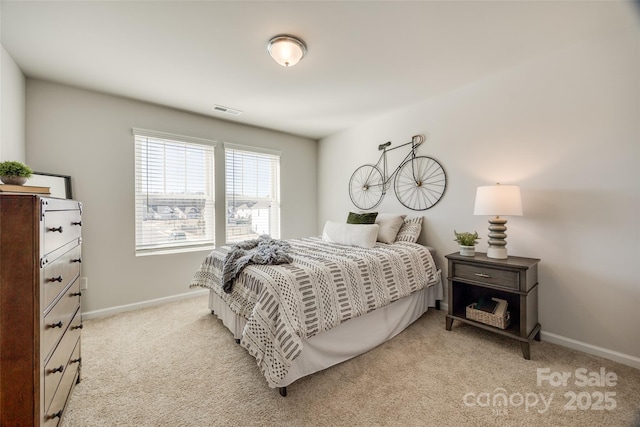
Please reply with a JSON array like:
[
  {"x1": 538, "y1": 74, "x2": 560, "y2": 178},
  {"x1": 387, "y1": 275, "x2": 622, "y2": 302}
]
[
  {"x1": 208, "y1": 272, "x2": 442, "y2": 387},
  {"x1": 191, "y1": 237, "x2": 442, "y2": 388}
]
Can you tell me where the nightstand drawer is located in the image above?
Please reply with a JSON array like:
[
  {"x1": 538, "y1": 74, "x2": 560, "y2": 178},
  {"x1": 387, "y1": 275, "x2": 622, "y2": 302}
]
[{"x1": 454, "y1": 263, "x2": 519, "y2": 290}]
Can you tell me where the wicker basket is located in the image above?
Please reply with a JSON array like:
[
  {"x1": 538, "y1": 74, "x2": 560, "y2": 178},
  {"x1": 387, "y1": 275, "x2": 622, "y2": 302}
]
[{"x1": 466, "y1": 303, "x2": 510, "y2": 329}]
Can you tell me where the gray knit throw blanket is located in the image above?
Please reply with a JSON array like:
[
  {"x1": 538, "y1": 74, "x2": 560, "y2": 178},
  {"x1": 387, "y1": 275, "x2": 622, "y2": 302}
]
[{"x1": 222, "y1": 235, "x2": 292, "y2": 293}]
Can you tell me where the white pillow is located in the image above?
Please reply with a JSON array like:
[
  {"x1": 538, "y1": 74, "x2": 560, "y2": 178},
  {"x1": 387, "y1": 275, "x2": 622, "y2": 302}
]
[
  {"x1": 375, "y1": 213, "x2": 407, "y2": 244},
  {"x1": 322, "y1": 221, "x2": 379, "y2": 248}
]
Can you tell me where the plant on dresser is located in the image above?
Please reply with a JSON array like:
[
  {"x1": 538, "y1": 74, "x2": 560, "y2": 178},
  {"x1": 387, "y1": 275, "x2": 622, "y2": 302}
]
[
  {"x1": 0, "y1": 195, "x2": 83, "y2": 426},
  {"x1": 0, "y1": 160, "x2": 33, "y2": 185}
]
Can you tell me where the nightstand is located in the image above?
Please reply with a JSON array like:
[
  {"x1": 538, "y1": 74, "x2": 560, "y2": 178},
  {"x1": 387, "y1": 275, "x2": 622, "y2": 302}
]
[{"x1": 445, "y1": 252, "x2": 541, "y2": 359}]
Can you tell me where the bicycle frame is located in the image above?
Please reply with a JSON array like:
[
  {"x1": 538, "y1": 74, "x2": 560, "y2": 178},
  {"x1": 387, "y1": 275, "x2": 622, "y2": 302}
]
[
  {"x1": 349, "y1": 133, "x2": 446, "y2": 211},
  {"x1": 373, "y1": 135, "x2": 423, "y2": 193}
]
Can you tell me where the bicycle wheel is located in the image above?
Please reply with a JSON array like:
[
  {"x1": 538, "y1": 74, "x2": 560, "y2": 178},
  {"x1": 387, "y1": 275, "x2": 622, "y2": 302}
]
[
  {"x1": 349, "y1": 164, "x2": 385, "y2": 210},
  {"x1": 394, "y1": 156, "x2": 447, "y2": 210}
]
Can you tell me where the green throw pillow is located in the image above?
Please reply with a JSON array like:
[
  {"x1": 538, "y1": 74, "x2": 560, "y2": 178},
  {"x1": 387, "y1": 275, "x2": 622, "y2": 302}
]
[{"x1": 346, "y1": 211, "x2": 378, "y2": 224}]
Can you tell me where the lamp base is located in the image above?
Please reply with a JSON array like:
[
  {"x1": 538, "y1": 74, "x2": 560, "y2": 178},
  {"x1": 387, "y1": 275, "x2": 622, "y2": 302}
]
[
  {"x1": 486, "y1": 216, "x2": 509, "y2": 259},
  {"x1": 487, "y1": 246, "x2": 508, "y2": 259}
]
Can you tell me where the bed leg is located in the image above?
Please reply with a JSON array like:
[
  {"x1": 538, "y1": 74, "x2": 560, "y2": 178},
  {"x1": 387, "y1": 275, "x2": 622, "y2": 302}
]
[
  {"x1": 279, "y1": 387, "x2": 287, "y2": 397},
  {"x1": 235, "y1": 338, "x2": 240, "y2": 344},
  {"x1": 211, "y1": 310, "x2": 215, "y2": 315}
]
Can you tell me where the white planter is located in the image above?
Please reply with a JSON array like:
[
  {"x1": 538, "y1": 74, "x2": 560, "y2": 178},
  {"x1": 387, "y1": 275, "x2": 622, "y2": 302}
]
[{"x1": 459, "y1": 245, "x2": 476, "y2": 256}]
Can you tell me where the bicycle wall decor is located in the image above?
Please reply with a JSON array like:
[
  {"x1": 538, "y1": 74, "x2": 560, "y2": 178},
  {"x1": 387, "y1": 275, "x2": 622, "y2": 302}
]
[{"x1": 348, "y1": 134, "x2": 447, "y2": 211}]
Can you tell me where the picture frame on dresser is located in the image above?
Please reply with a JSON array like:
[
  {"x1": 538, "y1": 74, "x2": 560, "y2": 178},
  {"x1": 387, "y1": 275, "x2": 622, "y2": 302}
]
[{"x1": 28, "y1": 172, "x2": 73, "y2": 199}]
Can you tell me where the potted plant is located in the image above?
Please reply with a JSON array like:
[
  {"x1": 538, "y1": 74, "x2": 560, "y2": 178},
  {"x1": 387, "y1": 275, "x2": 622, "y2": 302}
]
[
  {"x1": 454, "y1": 230, "x2": 480, "y2": 256},
  {"x1": 0, "y1": 161, "x2": 33, "y2": 186}
]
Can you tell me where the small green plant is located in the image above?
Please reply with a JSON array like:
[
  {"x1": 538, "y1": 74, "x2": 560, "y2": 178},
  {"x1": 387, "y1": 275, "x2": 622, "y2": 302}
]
[
  {"x1": 454, "y1": 230, "x2": 480, "y2": 246},
  {"x1": 0, "y1": 161, "x2": 33, "y2": 178}
]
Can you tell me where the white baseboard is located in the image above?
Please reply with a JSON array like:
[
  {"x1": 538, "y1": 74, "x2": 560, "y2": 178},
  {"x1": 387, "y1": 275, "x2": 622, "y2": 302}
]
[
  {"x1": 541, "y1": 331, "x2": 640, "y2": 370},
  {"x1": 82, "y1": 289, "x2": 208, "y2": 320},
  {"x1": 439, "y1": 301, "x2": 639, "y2": 370}
]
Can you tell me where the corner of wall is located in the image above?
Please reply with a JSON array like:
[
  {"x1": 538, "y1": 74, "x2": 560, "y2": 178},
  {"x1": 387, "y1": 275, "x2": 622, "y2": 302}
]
[{"x1": 1, "y1": 44, "x2": 26, "y2": 161}]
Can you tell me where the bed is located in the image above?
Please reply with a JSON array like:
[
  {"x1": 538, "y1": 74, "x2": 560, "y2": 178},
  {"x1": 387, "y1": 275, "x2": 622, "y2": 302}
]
[{"x1": 189, "y1": 216, "x2": 443, "y2": 396}]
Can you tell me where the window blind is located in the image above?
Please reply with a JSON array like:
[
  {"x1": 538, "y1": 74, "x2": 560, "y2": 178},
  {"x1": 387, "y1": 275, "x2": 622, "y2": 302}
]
[
  {"x1": 224, "y1": 144, "x2": 281, "y2": 243},
  {"x1": 134, "y1": 129, "x2": 215, "y2": 254}
]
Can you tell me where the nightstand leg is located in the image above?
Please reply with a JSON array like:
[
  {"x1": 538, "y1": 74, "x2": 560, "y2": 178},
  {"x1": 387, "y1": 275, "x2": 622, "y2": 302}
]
[
  {"x1": 520, "y1": 342, "x2": 531, "y2": 360},
  {"x1": 446, "y1": 317, "x2": 453, "y2": 331}
]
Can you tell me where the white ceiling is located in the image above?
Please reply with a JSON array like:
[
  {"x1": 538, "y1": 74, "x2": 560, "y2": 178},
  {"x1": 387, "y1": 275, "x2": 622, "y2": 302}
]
[{"x1": 1, "y1": 1, "x2": 636, "y2": 140}]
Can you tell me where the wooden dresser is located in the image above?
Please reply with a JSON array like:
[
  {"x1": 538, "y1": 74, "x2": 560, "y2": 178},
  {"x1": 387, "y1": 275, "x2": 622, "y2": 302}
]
[{"x1": 0, "y1": 195, "x2": 83, "y2": 426}]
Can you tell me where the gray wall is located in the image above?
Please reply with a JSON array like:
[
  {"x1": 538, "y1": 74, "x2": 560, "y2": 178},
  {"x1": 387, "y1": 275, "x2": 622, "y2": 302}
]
[
  {"x1": 1, "y1": 45, "x2": 25, "y2": 161},
  {"x1": 26, "y1": 80, "x2": 317, "y2": 313},
  {"x1": 318, "y1": 26, "x2": 639, "y2": 365}
]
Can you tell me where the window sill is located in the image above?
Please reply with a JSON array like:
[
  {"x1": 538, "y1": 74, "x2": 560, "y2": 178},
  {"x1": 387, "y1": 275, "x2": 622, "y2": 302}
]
[{"x1": 135, "y1": 244, "x2": 215, "y2": 257}]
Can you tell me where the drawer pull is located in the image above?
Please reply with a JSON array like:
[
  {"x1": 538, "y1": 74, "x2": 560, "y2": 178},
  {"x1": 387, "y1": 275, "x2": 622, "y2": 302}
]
[
  {"x1": 48, "y1": 321, "x2": 63, "y2": 329},
  {"x1": 72, "y1": 221, "x2": 82, "y2": 226},
  {"x1": 49, "y1": 275, "x2": 64, "y2": 283},
  {"x1": 71, "y1": 291, "x2": 82, "y2": 297},
  {"x1": 72, "y1": 324, "x2": 84, "y2": 330},
  {"x1": 48, "y1": 226, "x2": 64, "y2": 233},
  {"x1": 474, "y1": 273, "x2": 491, "y2": 278},
  {"x1": 48, "y1": 365, "x2": 64, "y2": 374},
  {"x1": 70, "y1": 357, "x2": 82, "y2": 364},
  {"x1": 48, "y1": 410, "x2": 63, "y2": 420},
  {"x1": 72, "y1": 258, "x2": 82, "y2": 263}
]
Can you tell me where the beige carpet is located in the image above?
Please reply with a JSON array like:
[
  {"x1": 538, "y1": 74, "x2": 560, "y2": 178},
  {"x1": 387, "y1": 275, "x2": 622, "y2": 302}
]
[{"x1": 61, "y1": 295, "x2": 640, "y2": 427}]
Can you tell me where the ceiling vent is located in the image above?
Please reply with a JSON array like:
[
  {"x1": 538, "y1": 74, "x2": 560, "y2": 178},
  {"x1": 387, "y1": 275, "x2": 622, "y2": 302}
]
[{"x1": 212, "y1": 105, "x2": 242, "y2": 116}]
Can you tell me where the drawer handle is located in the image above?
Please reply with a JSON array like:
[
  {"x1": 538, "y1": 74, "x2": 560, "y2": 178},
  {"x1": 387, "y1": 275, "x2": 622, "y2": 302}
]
[
  {"x1": 48, "y1": 410, "x2": 63, "y2": 420},
  {"x1": 70, "y1": 357, "x2": 82, "y2": 364},
  {"x1": 48, "y1": 226, "x2": 64, "y2": 233},
  {"x1": 72, "y1": 258, "x2": 82, "y2": 263},
  {"x1": 71, "y1": 291, "x2": 82, "y2": 297},
  {"x1": 49, "y1": 275, "x2": 63, "y2": 283},
  {"x1": 474, "y1": 273, "x2": 491, "y2": 278},
  {"x1": 48, "y1": 365, "x2": 64, "y2": 374},
  {"x1": 72, "y1": 324, "x2": 84, "y2": 330},
  {"x1": 48, "y1": 321, "x2": 63, "y2": 329},
  {"x1": 72, "y1": 221, "x2": 82, "y2": 226}
]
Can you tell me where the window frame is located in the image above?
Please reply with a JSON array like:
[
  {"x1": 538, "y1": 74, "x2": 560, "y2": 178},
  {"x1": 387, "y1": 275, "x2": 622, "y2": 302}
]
[
  {"x1": 224, "y1": 142, "x2": 282, "y2": 244},
  {"x1": 133, "y1": 128, "x2": 216, "y2": 256}
]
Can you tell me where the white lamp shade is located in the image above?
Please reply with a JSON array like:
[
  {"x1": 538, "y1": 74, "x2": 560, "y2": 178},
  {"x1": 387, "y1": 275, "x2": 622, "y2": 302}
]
[
  {"x1": 268, "y1": 35, "x2": 307, "y2": 67},
  {"x1": 473, "y1": 185, "x2": 523, "y2": 216}
]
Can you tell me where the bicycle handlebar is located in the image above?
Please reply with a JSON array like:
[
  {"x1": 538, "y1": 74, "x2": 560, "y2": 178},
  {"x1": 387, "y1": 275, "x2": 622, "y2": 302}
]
[{"x1": 378, "y1": 134, "x2": 425, "y2": 152}]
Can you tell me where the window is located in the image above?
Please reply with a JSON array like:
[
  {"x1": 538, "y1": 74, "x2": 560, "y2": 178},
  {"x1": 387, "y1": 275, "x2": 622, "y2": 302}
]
[
  {"x1": 225, "y1": 143, "x2": 281, "y2": 243},
  {"x1": 134, "y1": 128, "x2": 215, "y2": 254}
]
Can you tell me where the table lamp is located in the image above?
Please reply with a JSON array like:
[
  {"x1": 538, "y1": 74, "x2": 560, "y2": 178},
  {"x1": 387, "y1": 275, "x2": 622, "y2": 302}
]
[{"x1": 473, "y1": 184, "x2": 523, "y2": 259}]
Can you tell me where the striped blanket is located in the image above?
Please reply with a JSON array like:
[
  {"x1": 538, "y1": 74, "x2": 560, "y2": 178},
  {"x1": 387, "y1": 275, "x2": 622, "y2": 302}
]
[{"x1": 190, "y1": 236, "x2": 438, "y2": 387}]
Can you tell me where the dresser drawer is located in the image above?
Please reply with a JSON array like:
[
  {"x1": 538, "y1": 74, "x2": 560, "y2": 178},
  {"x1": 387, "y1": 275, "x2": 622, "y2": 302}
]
[
  {"x1": 43, "y1": 338, "x2": 80, "y2": 427},
  {"x1": 43, "y1": 210, "x2": 82, "y2": 256},
  {"x1": 453, "y1": 263, "x2": 519, "y2": 290},
  {"x1": 43, "y1": 279, "x2": 81, "y2": 360},
  {"x1": 43, "y1": 243, "x2": 82, "y2": 312},
  {"x1": 44, "y1": 308, "x2": 82, "y2": 414}
]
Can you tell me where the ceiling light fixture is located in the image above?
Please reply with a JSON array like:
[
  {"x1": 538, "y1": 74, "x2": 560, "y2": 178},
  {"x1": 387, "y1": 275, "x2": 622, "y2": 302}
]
[{"x1": 267, "y1": 34, "x2": 307, "y2": 67}]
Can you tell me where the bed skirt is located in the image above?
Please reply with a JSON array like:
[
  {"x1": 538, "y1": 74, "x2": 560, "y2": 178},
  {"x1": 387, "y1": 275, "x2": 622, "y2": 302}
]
[{"x1": 208, "y1": 269, "x2": 443, "y2": 388}]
